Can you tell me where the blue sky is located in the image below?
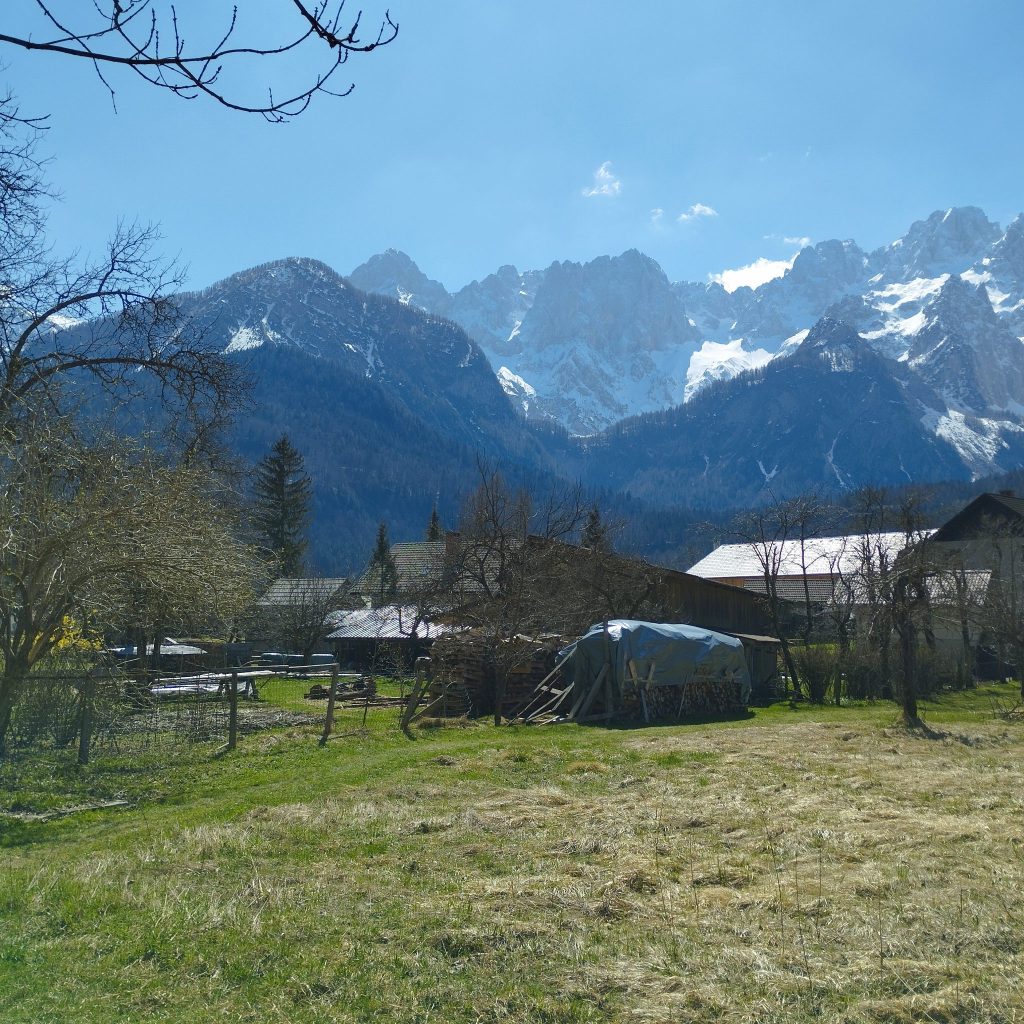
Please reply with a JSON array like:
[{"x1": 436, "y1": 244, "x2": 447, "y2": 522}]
[{"x1": 5, "y1": 0, "x2": 1024, "y2": 292}]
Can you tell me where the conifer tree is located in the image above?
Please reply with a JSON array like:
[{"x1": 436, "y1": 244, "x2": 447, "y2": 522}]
[
  {"x1": 369, "y1": 522, "x2": 398, "y2": 606},
  {"x1": 581, "y1": 503, "x2": 610, "y2": 552},
  {"x1": 253, "y1": 435, "x2": 312, "y2": 576},
  {"x1": 426, "y1": 504, "x2": 443, "y2": 542}
]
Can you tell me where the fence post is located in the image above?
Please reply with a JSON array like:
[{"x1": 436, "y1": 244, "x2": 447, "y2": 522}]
[
  {"x1": 227, "y1": 671, "x2": 239, "y2": 751},
  {"x1": 320, "y1": 663, "x2": 339, "y2": 746},
  {"x1": 77, "y1": 675, "x2": 96, "y2": 766}
]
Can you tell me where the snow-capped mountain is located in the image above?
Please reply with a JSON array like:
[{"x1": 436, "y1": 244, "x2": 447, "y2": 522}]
[
  {"x1": 589, "y1": 315, "x2": 1024, "y2": 507},
  {"x1": 446, "y1": 264, "x2": 542, "y2": 359},
  {"x1": 347, "y1": 205, "x2": 1024, "y2": 480},
  {"x1": 493, "y1": 250, "x2": 703, "y2": 433},
  {"x1": 869, "y1": 206, "x2": 1002, "y2": 284}
]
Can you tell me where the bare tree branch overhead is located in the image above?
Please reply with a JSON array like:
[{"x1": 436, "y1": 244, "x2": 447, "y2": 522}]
[{"x1": 0, "y1": 1, "x2": 399, "y2": 121}]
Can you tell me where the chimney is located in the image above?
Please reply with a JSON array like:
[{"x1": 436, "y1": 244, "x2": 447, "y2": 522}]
[{"x1": 999, "y1": 489, "x2": 1016, "y2": 498}]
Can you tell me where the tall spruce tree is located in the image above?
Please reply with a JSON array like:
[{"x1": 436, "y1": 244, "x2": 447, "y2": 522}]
[
  {"x1": 253, "y1": 435, "x2": 312, "y2": 575},
  {"x1": 426, "y1": 504, "x2": 443, "y2": 542},
  {"x1": 581, "y1": 503, "x2": 610, "y2": 552},
  {"x1": 369, "y1": 522, "x2": 398, "y2": 606}
]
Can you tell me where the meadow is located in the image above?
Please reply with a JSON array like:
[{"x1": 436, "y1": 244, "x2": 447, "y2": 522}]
[{"x1": 2, "y1": 684, "x2": 1023, "y2": 1023}]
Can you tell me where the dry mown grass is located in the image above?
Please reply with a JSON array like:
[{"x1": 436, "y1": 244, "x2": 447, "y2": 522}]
[{"x1": 3, "y1": 710, "x2": 1024, "y2": 1022}]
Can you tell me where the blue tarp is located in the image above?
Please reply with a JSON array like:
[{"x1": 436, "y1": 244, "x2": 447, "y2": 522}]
[{"x1": 561, "y1": 619, "x2": 751, "y2": 705}]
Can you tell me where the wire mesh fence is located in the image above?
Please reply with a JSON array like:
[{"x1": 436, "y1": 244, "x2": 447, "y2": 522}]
[{"x1": 1, "y1": 662, "x2": 415, "y2": 767}]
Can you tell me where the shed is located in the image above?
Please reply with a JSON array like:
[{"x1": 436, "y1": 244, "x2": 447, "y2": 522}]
[{"x1": 326, "y1": 604, "x2": 455, "y2": 671}]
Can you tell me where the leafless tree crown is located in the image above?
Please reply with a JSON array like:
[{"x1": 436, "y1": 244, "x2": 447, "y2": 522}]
[{"x1": 0, "y1": 2, "x2": 399, "y2": 121}]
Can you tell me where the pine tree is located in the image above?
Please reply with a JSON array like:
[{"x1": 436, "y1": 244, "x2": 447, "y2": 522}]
[
  {"x1": 253, "y1": 435, "x2": 312, "y2": 576},
  {"x1": 581, "y1": 503, "x2": 610, "y2": 552},
  {"x1": 369, "y1": 522, "x2": 398, "y2": 606},
  {"x1": 426, "y1": 504, "x2": 443, "y2": 541}
]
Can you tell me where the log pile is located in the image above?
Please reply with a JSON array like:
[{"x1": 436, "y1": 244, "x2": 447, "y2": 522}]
[
  {"x1": 429, "y1": 634, "x2": 495, "y2": 714},
  {"x1": 421, "y1": 678, "x2": 472, "y2": 717},
  {"x1": 304, "y1": 677, "x2": 378, "y2": 702},
  {"x1": 619, "y1": 677, "x2": 744, "y2": 721},
  {"x1": 499, "y1": 642, "x2": 558, "y2": 717},
  {"x1": 427, "y1": 633, "x2": 564, "y2": 717}
]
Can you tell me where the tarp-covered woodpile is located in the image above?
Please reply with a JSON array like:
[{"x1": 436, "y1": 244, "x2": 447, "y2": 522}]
[{"x1": 514, "y1": 620, "x2": 751, "y2": 724}]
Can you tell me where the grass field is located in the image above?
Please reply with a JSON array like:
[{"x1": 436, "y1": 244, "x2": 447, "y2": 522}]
[{"x1": 2, "y1": 684, "x2": 1024, "y2": 1022}]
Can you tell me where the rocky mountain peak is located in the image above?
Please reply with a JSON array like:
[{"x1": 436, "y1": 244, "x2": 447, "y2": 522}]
[
  {"x1": 928, "y1": 273, "x2": 1000, "y2": 328},
  {"x1": 800, "y1": 315, "x2": 863, "y2": 354},
  {"x1": 988, "y1": 214, "x2": 1024, "y2": 280},
  {"x1": 874, "y1": 206, "x2": 1002, "y2": 282},
  {"x1": 347, "y1": 249, "x2": 450, "y2": 314},
  {"x1": 788, "y1": 238, "x2": 868, "y2": 287}
]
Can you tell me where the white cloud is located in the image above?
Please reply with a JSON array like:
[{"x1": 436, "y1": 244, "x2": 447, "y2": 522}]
[
  {"x1": 582, "y1": 161, "x2": 622, "y2": 198},
  {"x1": 678, "y1": 203, "x2": 718, "y2": 222},
  {"x1": 784, "y1": 235, "x2": 812, "y2": 248},
  {"x1": 709, "y1": 255, "x2": 796, "y2": 293},
  {"x1": 649, "y1": 207, "x2": 664, "y2": 225}
]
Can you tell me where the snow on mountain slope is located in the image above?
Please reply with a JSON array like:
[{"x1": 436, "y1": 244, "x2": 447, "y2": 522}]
[
  {"x1": 447, "y1": 265, "x2": 542, "y2": 359},
  {"x1": 494, "y1": 250, "x2": 703, "y2": 433},
  {"x1": 684, "y1": 339, "x2": 774, "y2": 400},
  {"x1": 343, "y1": 205, "x2": 1024, "y2": 455}
]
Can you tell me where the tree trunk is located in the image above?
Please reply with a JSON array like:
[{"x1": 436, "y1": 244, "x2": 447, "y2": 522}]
[
  {"x1": 150, "y1": 628, "x2": 163, "y2": 671},
  {"x1": 0, "y1": 665, "x2": 28, "y2": 759},
  {"x1": 493, "y1": 671, "x2": 507, "y2": 726},
  {"x1": 764, "y1": 585, "x2": 801, "y2": 700},
  {"x1": 896, "y1": 582, "x2": 919, "y2": 725},
  {"x1": 0, "y1": 688, "x2": 16, "y2": 759},
  {"x1": 959, "y1": 612, "x2": 973, "y2": 690}
]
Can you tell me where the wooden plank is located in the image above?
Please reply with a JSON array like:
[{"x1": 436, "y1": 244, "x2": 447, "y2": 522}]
[
  {"x1": 227, "y1": 672, "x2": 239, "y2": 750},
  {"x1": 574, "y1": 665, "x2": 608, "y2": 721}
]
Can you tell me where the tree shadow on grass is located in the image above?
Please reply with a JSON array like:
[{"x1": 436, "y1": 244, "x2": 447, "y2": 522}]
[{"x1": 582, "y1": 709, "x2": 757, "y2": 732}]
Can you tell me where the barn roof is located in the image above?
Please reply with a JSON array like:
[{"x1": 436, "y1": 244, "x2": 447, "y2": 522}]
[
  {"x1": 688, "y1": 532, "x2": 926, "y2": 581},
  {"x1": 326, "y1": 605, "x2": 454, "y2": 641},
  {"x1": 259, "y1": 578, "x2": 351, "y2": 606},
  {"x1": 354, "y1": 541, "x2": 448, "y2": 597},
  {"x1": 930, "y1": 492, "x2": 1024, "y2": 542},
  {"x1": 743, "y1": 576, "x2": 839, "y2": 603}
]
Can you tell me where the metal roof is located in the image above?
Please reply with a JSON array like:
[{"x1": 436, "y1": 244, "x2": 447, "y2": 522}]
[
  {"x1": 743, "y1": 577, "x2": 839, "y2": 604},
  {"x1": 326, "y1": 605, "x2": 455, "y2": 641},
  {"x1": 688, "y1": 532, "x2": 929, "y2": 581},
  {"x1": 849, "y1": 569, "x2": 992, "y2": 607}
]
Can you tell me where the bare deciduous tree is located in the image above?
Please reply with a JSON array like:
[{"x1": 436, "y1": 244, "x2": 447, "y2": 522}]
[
  {"x1": 0, "y1": 417, "x2": 258, "y2": 755},
  {"x1": 262, "y1": 577, "x2": 346, "y2": 661},
  {"x1": 0, "y1": 2, "x2": 398, "y2": 122},
  {"x1": 888, "y1": 492, "x2": 933, "y2": 726},
  {"x1": 725, "y1": 497, "x2": 803, "y2": 700},
  {"x1": 0, "y1": 94, "x2": 242, "y2": 443},
  {"x1": 444, "y1": 461, "x2": 588, "y2": 722}
]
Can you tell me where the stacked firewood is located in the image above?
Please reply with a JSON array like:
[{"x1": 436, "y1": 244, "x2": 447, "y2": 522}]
[
  {"x1": 427, "y1": 634, "x2": 565, "y2": 717},
  {"x1": 429, "y1": 634, "x2": 495, "y2": 713},
  {"x1": 414, "y1": 676, "x2": 468, "y2": 716},
  {"x1": 499, "y1": 642, "x2": 558, "y2": 716},
  {"x1": 620, "y1": 676, "x2": 744, "y2": 721}
]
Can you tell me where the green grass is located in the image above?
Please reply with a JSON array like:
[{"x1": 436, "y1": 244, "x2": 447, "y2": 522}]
[{"x1": 2, "y1": 683, "x2": 1023, "y2": 1022}]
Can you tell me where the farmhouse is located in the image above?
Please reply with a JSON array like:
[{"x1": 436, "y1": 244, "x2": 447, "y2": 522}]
[{"x1": 924, "y1": 491, "x2": 1024, "y2": 677}]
